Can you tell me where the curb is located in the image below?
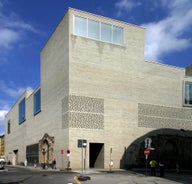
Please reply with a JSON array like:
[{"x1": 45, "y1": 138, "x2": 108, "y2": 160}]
[{"x1": 74, "y1": 174, "x2": 81, "y2": 184}]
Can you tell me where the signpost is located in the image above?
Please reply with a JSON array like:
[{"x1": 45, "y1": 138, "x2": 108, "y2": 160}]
[
  {"x1": 77, "y1": 139, "x2": 87, "y2": 174},
  {"x1": 66, "y1": 149, "x2": 71, "y2": 170},
  {"x1": 109, "y1": 148, "x2": 113, "y2": 172},
  {"x1": 144, "y1": 148, "x2": 150, "y2": 176},
  {"x1": 77, "y1": 139, "x2": 90, "y2": 181},
  {"x1": 61, "y1": 149, "x2": 64, "y2": 169}
]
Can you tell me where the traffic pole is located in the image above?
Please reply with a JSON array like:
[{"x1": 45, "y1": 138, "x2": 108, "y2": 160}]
[
  {"x1": 145, "y1": 155, "x2": 148, "y2": 176},
  {"x1": 144, "y1": 148, "x2": 150, "y2": 176}
]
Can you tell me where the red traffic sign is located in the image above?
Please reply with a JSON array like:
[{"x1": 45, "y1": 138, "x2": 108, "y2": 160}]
[
  {"x1": 61, "y1": 150, "x2": 64, "y2": 154},
  {"x1": 144, "y1": 148, "x2": 150, "y2": 155},
  {"x1": 67, "y1": 149, "x2": 70, "y2": 157}
]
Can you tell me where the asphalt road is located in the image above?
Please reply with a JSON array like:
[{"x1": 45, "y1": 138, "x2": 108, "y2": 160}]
[{"x1": 0, "y1": 166, "x2": 76, "y2": 184}]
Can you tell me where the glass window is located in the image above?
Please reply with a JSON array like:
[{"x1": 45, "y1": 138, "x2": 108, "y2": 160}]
[
  {"x1": 101, "y1": 22, "x2": 112, "y2": 43},
  {"x1": 74, "y1": 15, "x2": 124, "y2": 45},
  {"x1": 184, "y1": 81, "x2": 192, "y2": 106},
  {"x1": 113, "y1": 26, "x2": 123, "y2": 45},
  {"x1": 88, "y1": 19, "x2": 99, "y2": 40},
  {"x1": 74, "y1": 16, "x2": 87, "y2": 37},
  {"x1": 34, "y1": 89, "x2": 41, "y2": 115},
  {"x1": 7, "y1": 120, "x2": 11, "y2": 134},
  {"x1": 19, "y1": 98, "x2": 26, "y2": 124}
]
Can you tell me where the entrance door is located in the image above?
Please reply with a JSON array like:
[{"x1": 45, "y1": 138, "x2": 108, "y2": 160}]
[
  {"x1": 13, "y1": 149, "x2": 18, "y2": 165},
  {"x1": 89, "y1": 143, "x2": 104, "y2": 168}
]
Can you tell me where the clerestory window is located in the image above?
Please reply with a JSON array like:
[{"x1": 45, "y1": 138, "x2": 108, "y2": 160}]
[{"x1": 74, "y1": 15, "x2": 124, "y2": 45}]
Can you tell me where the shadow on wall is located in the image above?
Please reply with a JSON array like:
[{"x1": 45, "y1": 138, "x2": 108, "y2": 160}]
[{"x1": 120, "y1": 128, "x2": 192, "y2": 170}]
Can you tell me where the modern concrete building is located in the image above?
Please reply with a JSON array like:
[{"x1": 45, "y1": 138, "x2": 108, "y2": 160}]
[{"x1": 4, "y1": 8, "x2": 192, "y2": 169}]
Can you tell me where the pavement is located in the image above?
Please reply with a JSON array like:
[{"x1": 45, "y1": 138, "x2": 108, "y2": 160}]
[
  {"x1": 2, "y1": 165, "x2": 192, "y2": 184},
  {"x1": 72, "y1": 168, "x2": 192, "y2": 184}
]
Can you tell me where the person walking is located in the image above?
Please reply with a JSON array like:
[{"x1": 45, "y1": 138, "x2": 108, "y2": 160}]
[
  {"x1": 24, "y1": 159, "x2": 27, "y2": 167},
  {"x1": 149, "y1": 160, "x2": 157, "y2": 176},
  {"x1": 34, "y1": 160, "x2": 37, "y2": 168},
  {"x1": 52, "y1": 159, "x2": 56, "y2": 169},
  {"x1": 159, "y1": 161, "x2": 165, "y2": 177},
  {"x1": 176, "y1": 162, "x2": 179, "y2": 174}
]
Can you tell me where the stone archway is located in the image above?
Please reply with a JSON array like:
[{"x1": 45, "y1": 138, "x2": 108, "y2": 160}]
[{"x1": 39, "y1": 133, "x2": 54, "y2": 166}]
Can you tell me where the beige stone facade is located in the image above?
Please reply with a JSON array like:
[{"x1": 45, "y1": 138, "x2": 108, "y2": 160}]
[{"x1": 4, "y1": 8, "x2": 192, "y2": 169}]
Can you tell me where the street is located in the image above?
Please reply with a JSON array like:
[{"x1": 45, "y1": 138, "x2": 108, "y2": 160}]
[
  {"x1": 0, "y1": 166, "x2": 76, "y2": 184},
  {"x1": 1, "y1": 166, "x2": 192, "y2": 184}
]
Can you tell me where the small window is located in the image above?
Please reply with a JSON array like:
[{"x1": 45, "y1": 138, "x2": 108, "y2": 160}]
[
  {"x1": 74, "y1": 16, "x2": 87, "y2": 37},
  {"x1": 7, "y1": 120, "x2": 11, "y2": 134},
  {"x1": 34, "y1": 89, "x2": 41, "y2": 115},
  {"x1": 184, "y1": 81, "x2": 192, "y2": 106},
  {"x1": 113, "y1": 25, "x2": 123, "y2": 45},
  {"x1": 19, "y1": 98, "x2": 26, "y2": 124},
  {"x1": 88, "y1": 19, "x2": 99, "y2": 40},
  {"x1": 101, "y1": 22, "x2": 112, "y2": 43}
]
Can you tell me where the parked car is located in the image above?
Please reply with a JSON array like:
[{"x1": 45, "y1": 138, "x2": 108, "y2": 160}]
[
  {"x1": 0, "y1": 158, "x2": 5, "y2": 170},
  {"x1": 0, "y1": 158, "x2": 5, "y2": 162}
]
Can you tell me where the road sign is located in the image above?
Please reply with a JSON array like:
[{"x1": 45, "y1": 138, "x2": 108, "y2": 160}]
[
  {"x1": 144, "y1": 148, "x2": 150, "y2": 156},
  {"x1": 77, "y1": 139, "x2": 87, "y2": 148},
  {"x1": 61, "y1": 150, "x2": 64, "y2": 154},
  {"x1": 145, "y1": 137, "x2": 152, "y2": 148},
  {"x1": 67, "y1": 149, "x2": 70, "y2": 157}
]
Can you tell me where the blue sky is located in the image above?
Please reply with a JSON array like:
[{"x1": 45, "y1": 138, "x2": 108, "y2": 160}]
[{"x1": 0, "y1": 0, "x2": 192, "y2": 135}]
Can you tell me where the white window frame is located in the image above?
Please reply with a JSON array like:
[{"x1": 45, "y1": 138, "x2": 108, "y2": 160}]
[{"x1": 73, "y1": 15, "x2": 124, "y2": 46}]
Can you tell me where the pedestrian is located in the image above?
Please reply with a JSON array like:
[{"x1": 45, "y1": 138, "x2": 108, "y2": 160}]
[
  {"x1": 176, "y1": 162, "x2": 179, "y2": 174},
  {"x1": 24, "y1": 159, "x2": 27, "y2": 167},
  {"x1": 149, "y1": 160, "x2": 157, "y2": 176},
  {"x1": 159, "y1": 161, "x2": 165, "y2": 177},
  {"x1": 52, "y1": 159, "x2": 56, "y2": 169},
  {"x1": 34, "y1": 160, "x2": 37, "y2": 168}
]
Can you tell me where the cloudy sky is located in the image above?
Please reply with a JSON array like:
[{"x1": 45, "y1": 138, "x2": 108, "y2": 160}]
[{"x1": 0, "y1": 0, "x2": 192, "y2": 134}]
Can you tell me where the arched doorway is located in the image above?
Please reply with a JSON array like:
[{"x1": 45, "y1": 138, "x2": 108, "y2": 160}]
[{"x1": 39, "y1": 133, "x2": 54, "y2": 168}]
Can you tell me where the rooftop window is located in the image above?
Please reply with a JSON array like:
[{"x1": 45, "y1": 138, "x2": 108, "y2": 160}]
[{"x1": 74, "y1": 15, "x2": 123, "y2": 45}]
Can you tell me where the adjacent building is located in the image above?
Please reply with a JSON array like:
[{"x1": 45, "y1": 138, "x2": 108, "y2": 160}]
[
  {"x1": 0, "y1": 135, "x2": 5, "y2": 157},
  {"x1": 5, "y1": 8, "x2": 192, "y2": 169}
]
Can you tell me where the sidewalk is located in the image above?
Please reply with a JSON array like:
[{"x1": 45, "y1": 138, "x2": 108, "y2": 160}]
[{"x1": 73, "y1": 169, "x2": 192, "y2": 184}]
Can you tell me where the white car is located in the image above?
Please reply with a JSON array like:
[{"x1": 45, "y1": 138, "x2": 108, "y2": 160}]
[
  {"x1": 0, "y1": 158, "x2": 5, "y2": 169},
  {"x1": 0, "y1": 158, "x2": 5, "y2": 164}
]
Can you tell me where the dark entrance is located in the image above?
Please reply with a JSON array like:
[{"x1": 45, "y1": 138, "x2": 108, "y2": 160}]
[
  {"x1": 26, "y1": 144, "x2": 39, "y2": 165},
  {"x1": 89, "y1": 143, "x2": 104, "y2": 168}
]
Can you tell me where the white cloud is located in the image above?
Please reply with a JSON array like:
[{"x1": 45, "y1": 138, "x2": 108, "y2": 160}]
[
  {"x1": 144, "y1": 20, "x2": 191, "y2": 61},
  {"x1": 143, "y1": 0, "x2": 192, "y2": 62},
  {"x1": 0, "y1": 110, "x2": 8, "y2": 134},
  {"x1": 115, "y1": 0, "x2": 141, "y2": 17},
  {"x1": 0, "y1": 80, "x2": 32, "y2": 98},
  {"x1": 0, "y1": 110, "x2": 7, "y2": 124},
  {"x1": 115, "y1": 0, "x2": 192, "y2": 63},
  {"x1": 0, "y1": 1, "x2": 37, "y2": 52},
  {"x1": 0, "y1": 28, "x2": 20, "y2": 49}
]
